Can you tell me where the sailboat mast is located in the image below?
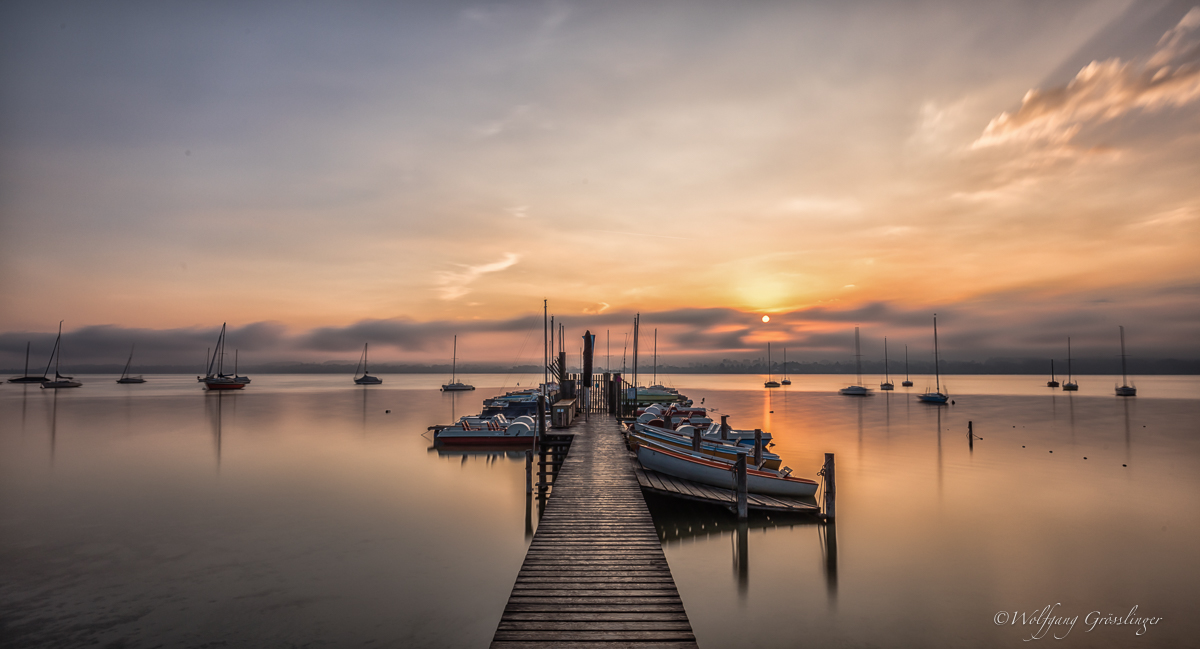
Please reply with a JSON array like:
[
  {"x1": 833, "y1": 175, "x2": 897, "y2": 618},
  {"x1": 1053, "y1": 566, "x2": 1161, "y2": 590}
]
[
  {"x1": 123, "y1": 344, "x2": 134, "y2": 378},
  {"x1": 364, "y1": 343, "x2": 369, "y2": 375},
  {"x1": 854, "y1": 327, "x2": 862, "y2": 386},
  {"x1": 543, "y1": 300, "x2": 548, "y2": 396},
  {"x1": 55, "y1": 321, "x2": 62, "y2": 378},
  {"x1": 783, "y1": 347, "x2": 787, "y2": 379},
  {"x1": 653, "y1": 328, "x2": 657, "y2": 384},
  {"x1": 905, "y1": 345, "x2": 909, "y2": 381},
  {"x1": 933, "y1": 314, "x2": 941, "y2": 392},
  {"x1": 1067, "y1": 337, "x2": 1072, "y2": 381},
  {"x1": 767, "y1": 342, "x2": 772, "y2": 381},
  {"x1": 452, "y1": 335, "x2": 457, "y2": 382},
  {"x1": 1119, "y1": 326, "x2": 1128, "y2": 385},
  {"x1": 24, "y1": 341, "x2": 30, "y2": 377},
  {"x1": 43, "y1": 325, "x2": 61, "y2": 379},
  {"x1": 884, "y1": 337, "x2": 889, "y2": 381}
]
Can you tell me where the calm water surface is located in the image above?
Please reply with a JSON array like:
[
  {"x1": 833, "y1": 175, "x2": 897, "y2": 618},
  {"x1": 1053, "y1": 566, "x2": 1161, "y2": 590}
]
[{"x1": 2, "y1": 374, "x2": 1198, "y2": 648}]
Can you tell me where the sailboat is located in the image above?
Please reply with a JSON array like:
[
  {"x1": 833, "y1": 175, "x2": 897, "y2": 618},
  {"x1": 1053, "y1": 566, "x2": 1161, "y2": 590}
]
[
  {"x1": 917, "y1": 315, "x2": 948, "y2": 404},
  {"x1": 354, "y1": 343, "x2": 383, "y2": 385},
  {"x1": 880, "y1": 337, "x2": 894, "y2": 390},
  {"x1": 116, "y1": 344, "x2": 146, "y2": 383},
  {"x1": 902, "y1": 345, "x2": 913, "y2": 386},
  {"x1": 1115, "y1": 326, "x2": 1136, "y2": 396},
  {"x1": 781, "y1": 347, "x2": 791, "y2": 385},
  {"x1": 7, "y1": 341, "x2": 49, "y2": 383},
  {"x1": 40, "y1": 321, "x2": 82, "y2": 388},
  {"x1": 203, "y1": 323, "x2": 245, "y2": 390},
  {"x1": 1062, "y1": 337, "x2": 1078, "y2": 391},
  {"x1": 839, "y1": 327, "x2": 869, "y2": 395},
  {"x1": 764, "y1": 342, "x2": 780, "y2": 388},
  {"x1": 197, "y1": 348, "x2": 210, "y2": 381},
  {"x1": 1046, "y1": 359, "x2": 1059, "y2": 388},
  {"x1": 441, "y1": 335, "x2": 475, "y2": 391}
]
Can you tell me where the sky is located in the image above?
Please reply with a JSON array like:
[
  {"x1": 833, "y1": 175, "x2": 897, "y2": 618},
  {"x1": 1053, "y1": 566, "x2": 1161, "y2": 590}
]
[{"x1": 1, "y1": 1, "x2": 1198, "y2": 368}]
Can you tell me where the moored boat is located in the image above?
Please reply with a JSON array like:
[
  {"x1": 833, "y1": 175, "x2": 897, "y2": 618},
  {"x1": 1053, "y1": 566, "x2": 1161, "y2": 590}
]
[
  {"x1": 917, "y1": 314, "x2": 948, "y2": 404},
  {"x1": 1062, "y1": 337, "x2": 1078, "y2": 391},
  {"x1": 353, "y1": 343, "x2": 383, "y2": 385},
  {"x1": 840, "y1": 327, "x2": 870, "y2": 396},
  {"x1": 1115, "y1": 326, "x2": 1136, "y2": 396},
  {"x1": 880, "y1": 337, "x2": 894, "y2": 390},
  {"x1": 116, "y1": 344, "x2": 146, "y2": 384},
  {"x1": 40, "y1": 321, "x2": 82, "y2": 389},
  {"x1": 626, "y1": 423, "x2": 782, "y2": 470},
  {"x1": 203, "y1": 323, "x2": 245, "y2": 390},
  {"x1": 441, "y1": 335, "x2": 475, "y2": 391},
  {"x1": 8, "y1": 342, "x2": 49, "y2": 383},
  {"x1": 636, "y1": 443, "x2": 817, "y2": 498}
]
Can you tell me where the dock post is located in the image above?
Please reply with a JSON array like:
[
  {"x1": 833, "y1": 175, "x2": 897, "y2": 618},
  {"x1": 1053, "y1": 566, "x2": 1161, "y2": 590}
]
[
  {"x1": 753, "y1": 429, "x2": 763, "y2": 467},
  {"x1": 968, "y1": 420, "x2": 974, "y2": 451},
  {"x1": 692, "y1": 426, "x2": 701, "y2": 451},
  {"x1": 525, "y1": 449, "x2": 533, "y2": 494},
  {"x1": 537, "y1": 395, "x2": 549, "y2": 492},
  {"x1": 735, "y1": 455, "x2": 748, "y2": 520},
  {"x1": 823, "y1": 453, "x2": 836, "y2": 520},
  {"x1": 721, "y1": 415, "x2": 729, "y2": 441},
  {"x1": 537, "y1": 395, "x2": 546, "y2": 442}
]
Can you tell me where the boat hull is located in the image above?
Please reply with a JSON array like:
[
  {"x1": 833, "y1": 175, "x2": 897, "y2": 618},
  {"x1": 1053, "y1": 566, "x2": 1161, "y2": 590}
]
[
  {"x1": 839, "y1": 386, "x2": 869, "y2": 396},
  {"x1": 8, "y1": 376, "x2": 49, "y2": 383},
  {"x1": 116, "y1": 377, "x2": 146, "y2": 384},
  {"x1": 41, "y1": 380, "x2": 82, "y2": 388},
  {"x1": 1116, "y1": 386, "x2": 1136, "y2": 397},
  {"x1": 442, "y1": 383, "x2": 475, "y2": 391},
  {"x1": 902, "y1": 381, "x2": 913, "y2": 387},
  {"x1": 628, "y1": 428, "x2": 782, "y2": 470},
  {"x1": 1062, "y1": 383, "x2": 1078, "y2": 391},
  {"x1": 354, "y1": 375, "x2": 383, "y2": 385},
  {"x1": 880, "y1": 383, "x2": 894, "y2": 390},
  {"x1": 205, "y1": 380, "x2": 245, "y2": 390},
  {"x1": 636, "y1": 444, "x2": 817, "y2": 498},
  {"x1": 763, "y1": 381, "x2": 780, "y2": 388},
  {"x1": 917, "y1": 392, "x2": 949, "y2": 404}
]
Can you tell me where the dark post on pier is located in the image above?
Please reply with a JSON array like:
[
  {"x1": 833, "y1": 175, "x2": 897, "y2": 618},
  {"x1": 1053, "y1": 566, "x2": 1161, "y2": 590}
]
[
  {"x1": 735, "y1": 454, "x2": 748, "y2": 520},
  {"x1": 823, "y1": 453, "x2": 836, "y2": 520}
]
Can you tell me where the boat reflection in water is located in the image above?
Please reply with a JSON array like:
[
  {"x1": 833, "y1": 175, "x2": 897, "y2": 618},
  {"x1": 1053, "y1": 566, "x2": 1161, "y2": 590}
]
[{"x1": 643, "y1": 492, "x2": 836, "y2": 603}]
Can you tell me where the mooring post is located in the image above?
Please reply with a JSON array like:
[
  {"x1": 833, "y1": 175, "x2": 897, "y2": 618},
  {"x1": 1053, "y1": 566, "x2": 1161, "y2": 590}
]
[
  {"x1": 692, "y1": 426, "x2": 701, "y2": 451},
  {"x1": 525, "y1": 449, "x2": 533, "y2": 494},
  {"x1": 720, "y1": 415, "x2": 729, "y2": 441},
  {"x1": 753, "y1": 429, "x2": 763, "y2": 467},
  {"x1": 735, "y1": 455, "x2": 748, "y2": 520},
  {"x1": 823, "y1": 453, "x2": 836, "y2": 520},
  {"x1": 537, "y1": 395, "x2": 546, "y2": 442},
  {"x1": 537, "y1": 395, "x2": 549, "y2": 492}
]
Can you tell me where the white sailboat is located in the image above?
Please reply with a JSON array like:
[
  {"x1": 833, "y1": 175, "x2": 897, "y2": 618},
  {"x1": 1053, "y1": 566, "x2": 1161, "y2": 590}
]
[
  {"x1": 902, "y1": 344, "x2": 913, "y2": 386},
  {"x1": 880, "y1": 337, "x2": 894, "y2": 390},
  {"x1": 441, "y1": 335, "x2": 475, "y2": 391},
  {"x1": 781, "y1": 347, "x2": 791, "y2": 385},
  {"x1": 839, "y1": 327, "x2": 869, "y2": 395},
  {"x1": 1062, "y1": 337, "x2": 1078, "y2": 391},
  {"x1": 40, "y1": 321, "x2": 82, "y2": 389},
  {"x1": 1115, "y1": 326, "x2": 1136, "y2": 396},
  {"x1": 917, "y1": 315, "x2": 948, "y2": 404},
  {"x1": 116, "y1": 344, "x2": 146, "y2": 383},
  {"x1": 354, "y1": 343, "x2": 383, "y2": 385},
  {"x1": 764, "y1": 342, "x2": 780, "y2": 388}
]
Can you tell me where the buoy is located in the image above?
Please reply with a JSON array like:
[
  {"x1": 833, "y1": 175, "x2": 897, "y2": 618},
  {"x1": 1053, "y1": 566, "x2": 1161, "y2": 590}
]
[
  {"x1": 1123, "y1": 464, "x2": 1127, "y2": 467},
  {"x1": 1084, "y1": 457, "x2": 1087, "y2": 459},
  {"x1": 385, "y1": 410, "x2": 391, "y2": 413},
  {"x1": 1022, "y1": 445, "x2": 1025, "y2": 448},
  {"x1": 1049, "y1": 450, "x2": 1053, "y2": 453}
]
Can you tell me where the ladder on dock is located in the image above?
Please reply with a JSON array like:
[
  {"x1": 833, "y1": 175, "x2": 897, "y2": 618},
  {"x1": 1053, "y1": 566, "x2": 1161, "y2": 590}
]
[{"x1": 492, "y1": 417, "x2": 697, "y2": 648}]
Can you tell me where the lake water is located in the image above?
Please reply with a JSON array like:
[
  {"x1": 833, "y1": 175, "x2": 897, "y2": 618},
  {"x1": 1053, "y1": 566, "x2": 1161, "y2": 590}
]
[{"x1": 2, "y1": 374, "x2": 1198, "y2": 648}]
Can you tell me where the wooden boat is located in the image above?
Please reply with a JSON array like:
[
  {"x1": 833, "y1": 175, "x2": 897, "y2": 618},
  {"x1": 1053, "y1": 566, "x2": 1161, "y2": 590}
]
[
  {"x1": 627, "y1": 423, "x2": 782, "y2": 470},
  {"x1": 1115, "y1": 326, "x2": 1136, "y2": 396},
  {"x1": 116, "y1": 344, "x2": 146, "y2": 383},
  {"x1": 441, "y1": 335, "x2": 475, "y2": 391},
  {"x1": 353, "y1": 343, "x2": 383, "y2": 385},
  {"x1": 764, "y1": 342, "x2": 780, "y2": 388},
  {"x1": 839, "y1": 327, "x2": 870, "y2": 395},
  {"x1": 434, "y1": 416, "x2": 537, "y2": 445},
  {"x1": 636, "y1": 443, "x2": 817, "y2": 498},
  {"x1": 917, "y1": 314, "x2": 949, "y2": 404},
  {"x1": 8, "y1": 342, "x2": 49, "y2": 383},
  {"x1": 880, "y1": 337, "x2": 894, "y2": 390},
  {"x1": 902, "y1": 345, "x2": 913, "y2": 386},
  {"x1": 40, "y1": 321, "x2": 82, "y2": 389},
  {"x1": 1062, "y1": 337, "x2": 1078, "y2": 391},
  {"x1": 1046, "y1": 359, "x2": 1059, "y2": 387},
  {"x1": 203, "y1": 323, "x2": 245, "y2": 390},
  {"x1": 781, "y1": 347, "x2": 791, "y2": 385}
]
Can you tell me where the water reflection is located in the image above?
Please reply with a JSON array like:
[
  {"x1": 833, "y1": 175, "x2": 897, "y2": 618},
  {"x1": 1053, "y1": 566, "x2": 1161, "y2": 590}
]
[
  {"x1": 49, "y1": 389, "x2": 58, "y2": 464},
  {"x1": 821, "y1": 521, "x2": 838, "y2": 604}
]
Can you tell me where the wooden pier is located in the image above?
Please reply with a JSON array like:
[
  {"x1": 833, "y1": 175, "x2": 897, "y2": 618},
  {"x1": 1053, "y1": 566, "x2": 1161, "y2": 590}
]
[{"x1": 492, "y1": 416, "x2": 698, "y2": 648}]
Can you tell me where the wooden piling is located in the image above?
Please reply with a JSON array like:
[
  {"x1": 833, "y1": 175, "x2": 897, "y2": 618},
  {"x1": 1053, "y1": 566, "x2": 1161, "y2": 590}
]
[
  {"x1": 735, "y1": 455, "x2": 748, "y2": 520},
  {"x1": 720, "y1": 414, "x2": 729, "y2": 441},
  {"x1": 691, "y1": 426, "x2": 701, "y2": 452},
  {"x1": 753, "y1": 429, "x2": 763, "y2": 467},
  {"x1": 525, "y1": 449, "x2": 533, "y2": 494},
  {"x1": 823, "y1": 453, "x2": 836, "y2": 520}
]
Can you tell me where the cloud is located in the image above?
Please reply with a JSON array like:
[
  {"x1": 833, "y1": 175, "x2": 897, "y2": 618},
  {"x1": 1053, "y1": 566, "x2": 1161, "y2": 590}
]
[
  {"x1": 973, "y1": 9, "x2": 1200, "y2": 150},
  {"x1": 434, "y1": 253, "x2": 521, "y2": 300},
  {"x1": 777, "y1": 196, "x2": 862, "y2": 215}
]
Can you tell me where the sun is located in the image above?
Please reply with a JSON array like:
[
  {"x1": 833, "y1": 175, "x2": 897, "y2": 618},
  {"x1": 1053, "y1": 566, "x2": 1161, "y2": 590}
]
[{"x1": 761, "y1": 315, "x2": 770, "y2": 323}]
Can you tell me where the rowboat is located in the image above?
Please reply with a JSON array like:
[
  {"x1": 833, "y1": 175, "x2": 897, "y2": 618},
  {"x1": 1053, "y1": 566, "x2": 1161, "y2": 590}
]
[
  {"x1": 626, "y1": 424, "x2": 782, "y2": 470},
  {"x1": 636, "y1": 443, "x2": 817, "y2": 498}
]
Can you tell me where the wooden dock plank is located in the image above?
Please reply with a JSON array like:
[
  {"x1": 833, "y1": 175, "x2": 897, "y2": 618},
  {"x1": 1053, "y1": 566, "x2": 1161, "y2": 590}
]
[{"x1": 491, "y1": 417, "x2": 698, "y2": 648}]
